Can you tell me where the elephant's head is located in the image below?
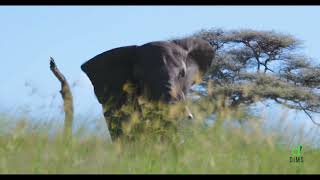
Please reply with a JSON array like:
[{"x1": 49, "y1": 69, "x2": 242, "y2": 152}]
[{"x1": 81, "y1": 37, "x2": 215, "y2": 119}]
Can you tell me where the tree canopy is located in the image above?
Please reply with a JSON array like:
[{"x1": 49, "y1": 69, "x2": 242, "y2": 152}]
[{"x1": 190, "y1": 28, "x2": 320, "y2": 125}]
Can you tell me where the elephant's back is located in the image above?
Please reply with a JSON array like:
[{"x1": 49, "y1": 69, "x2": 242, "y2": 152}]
[
  {"x1": 139, "y1": 40, "x2": 181, "y2": 52},
  {"x1": 137, "y1": 40, "x2": 187, "y2": 64}
]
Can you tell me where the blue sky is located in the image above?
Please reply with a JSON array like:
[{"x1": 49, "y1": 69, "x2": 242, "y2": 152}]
[{"x1": 0, "y1": 6, "x2": 320, "y2": 136}]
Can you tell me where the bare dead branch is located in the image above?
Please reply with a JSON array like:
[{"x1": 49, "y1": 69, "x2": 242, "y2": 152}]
[{"x1": 50, "y1": 57, "x2": 74, "y2": 139}]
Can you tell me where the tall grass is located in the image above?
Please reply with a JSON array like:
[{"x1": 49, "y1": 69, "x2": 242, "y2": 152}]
[{"x1": 0, "y1": 97, "x2": 319, "y2": 174}]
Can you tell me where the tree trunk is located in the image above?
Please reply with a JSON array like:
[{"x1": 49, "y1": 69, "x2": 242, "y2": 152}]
[{"x1": 49, "y1": 57, "x2": 74, "y2": 140}]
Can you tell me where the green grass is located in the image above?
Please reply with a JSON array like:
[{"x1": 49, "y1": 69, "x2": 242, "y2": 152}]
[{"x1": 0, "y1": 99, "x2": 319, "y2": 174}]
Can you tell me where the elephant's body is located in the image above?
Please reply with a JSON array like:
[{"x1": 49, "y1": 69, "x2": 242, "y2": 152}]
[{"x1": 81, "y1": 38, "x2": 215, "y2": 141}]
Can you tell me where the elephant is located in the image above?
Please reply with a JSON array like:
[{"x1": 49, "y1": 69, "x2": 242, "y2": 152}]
[{"x1": 81, "y1": 37, "x2": 215, "y2": 141}]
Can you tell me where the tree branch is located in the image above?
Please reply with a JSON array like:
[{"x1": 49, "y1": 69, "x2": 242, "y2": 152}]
[
  {"x1": 298, "y1": 102, "x2": 320, "y2": 126},
  {"x1": 274, "y1": 98, "x2": 320, "y2": 126}
]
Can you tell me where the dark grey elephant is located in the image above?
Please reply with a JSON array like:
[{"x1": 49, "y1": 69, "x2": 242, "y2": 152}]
[{"x1": 81, "y1": 37, "x2": 215, "y2": 141}]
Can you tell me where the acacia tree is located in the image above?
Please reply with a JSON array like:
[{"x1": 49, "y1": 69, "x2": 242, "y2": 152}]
[{"x1": 191, "y1": 28, "x2": 320, "y2": 125}]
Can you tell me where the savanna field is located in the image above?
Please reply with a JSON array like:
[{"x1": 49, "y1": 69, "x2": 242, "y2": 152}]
[
  {"x1": 2, "y1": 29, "x2": 320, "y2": 174},
  {"x1": 0, "y1": 97, "x2": 319, "y2": 174},
  {"x1": 3, "y1": 5, "x2": 320, "y2": 174}
]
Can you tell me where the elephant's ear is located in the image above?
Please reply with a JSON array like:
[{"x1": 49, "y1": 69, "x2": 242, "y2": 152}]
[
  {"x1": 172, "y1": 38, "x2": 215, "y2": 74},
  {"x1": 81, "y1": 45, "x2": 138, "y2": 105}
]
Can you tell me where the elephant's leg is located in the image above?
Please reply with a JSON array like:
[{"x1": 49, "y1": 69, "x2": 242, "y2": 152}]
[
  {"x1": 104, "y1": 112, "x2": 123, "y2": 142},
  {"x1": 103, "y1": 96, "x2": 142, "y2": 142},
  {"x1": 102, "y1": 101, "x2": 124, "y2": 141},
  {"x1": 102, "y1": 97, "x2": 127, "y2": 141}
]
